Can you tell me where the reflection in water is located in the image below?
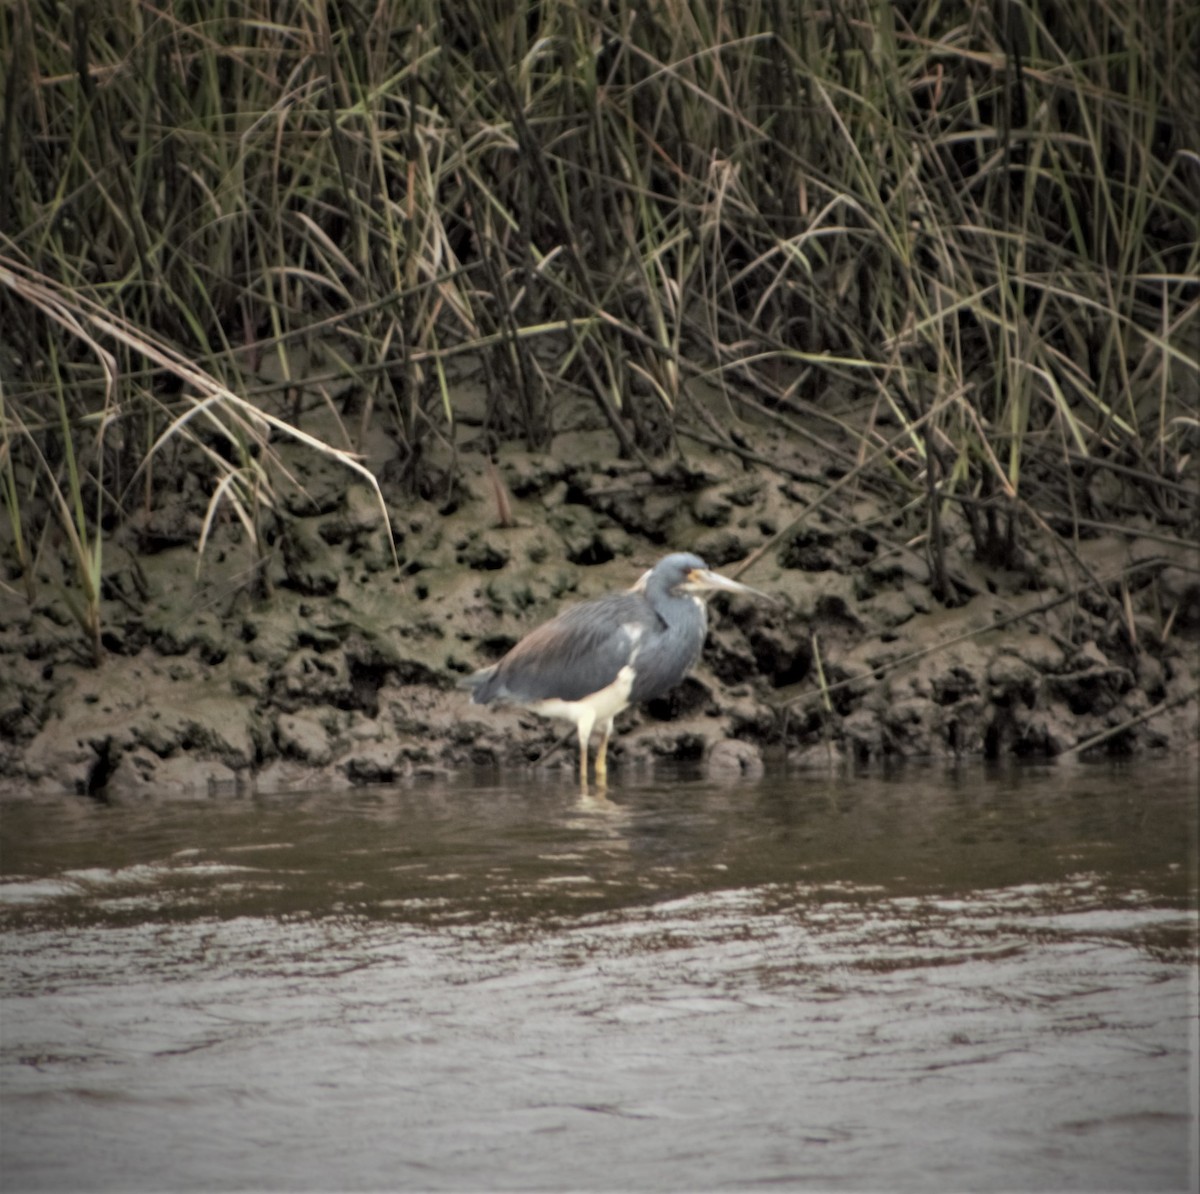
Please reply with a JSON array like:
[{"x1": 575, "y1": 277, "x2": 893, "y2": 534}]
[{"x1": 1, "y1": 762, "x2": 1196, "y2": 1191}]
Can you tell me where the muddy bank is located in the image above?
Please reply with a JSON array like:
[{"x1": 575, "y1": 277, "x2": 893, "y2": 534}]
[{"x1": 1, "y1": 384, "x2": 1197, "y2": 799}]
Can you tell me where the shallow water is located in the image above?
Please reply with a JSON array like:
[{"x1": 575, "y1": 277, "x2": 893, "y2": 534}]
[{"x1": 1, "y1": 761, "x2": 1196, "y2": 1192}]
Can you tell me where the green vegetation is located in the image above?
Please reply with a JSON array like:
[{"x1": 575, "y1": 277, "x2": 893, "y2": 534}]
[{"x1": 2, "y1": 0, "x2": 1196, "y2": 660}]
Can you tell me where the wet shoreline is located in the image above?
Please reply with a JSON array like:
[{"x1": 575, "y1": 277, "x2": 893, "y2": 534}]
[{"x1": 2, "y1": 429, "x2": 1196, "y2": 800}]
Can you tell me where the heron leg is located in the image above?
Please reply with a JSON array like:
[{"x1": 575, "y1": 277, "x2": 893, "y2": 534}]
[
  {"x1": 576, "y1": 710, "x2": 595, "y2": 788},
  {"x1": 595, "y1": 718, "x2": 614, "y2": 786}
]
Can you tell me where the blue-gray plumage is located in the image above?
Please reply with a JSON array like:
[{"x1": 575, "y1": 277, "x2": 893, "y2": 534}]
[{"x1": 462, "y1": 552, "x2": 771, "y2": 785}]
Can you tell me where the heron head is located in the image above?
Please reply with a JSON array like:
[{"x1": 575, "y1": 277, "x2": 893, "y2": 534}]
[{"x1": 649, "y1": 553, "x2": 774, "y2": 603}]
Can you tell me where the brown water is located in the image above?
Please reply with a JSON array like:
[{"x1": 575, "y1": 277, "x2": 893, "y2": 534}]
[{"x1": 1, "y1": 761, "x2": 1196, "y2": 1192}]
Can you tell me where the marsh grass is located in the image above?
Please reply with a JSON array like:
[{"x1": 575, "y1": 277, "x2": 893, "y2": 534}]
[{"x1": 1, "y1": 0, "x2": 1196, "y2": 659}]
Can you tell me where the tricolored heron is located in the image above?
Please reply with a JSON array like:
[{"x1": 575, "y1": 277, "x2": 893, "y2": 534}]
[{"x1": 462, "y1": 552, "x2": 771, "y2": 785}]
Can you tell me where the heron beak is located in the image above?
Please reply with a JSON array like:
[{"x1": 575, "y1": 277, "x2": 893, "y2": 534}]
[{"x1": 684, "y1": 567, "x2": 775, "y2": 602}]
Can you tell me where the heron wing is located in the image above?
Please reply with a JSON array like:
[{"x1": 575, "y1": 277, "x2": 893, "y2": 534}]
[
  {"x1": 457, "y1": 663, "x2": 496, "y2": 692},
  {"x1": 470, "y1": 593, "x2": 653, "y2": 705}
]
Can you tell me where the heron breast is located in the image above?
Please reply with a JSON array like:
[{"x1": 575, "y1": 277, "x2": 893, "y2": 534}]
[{"x1": 529, "y1": 662, "x2": 637, "y2": 728}]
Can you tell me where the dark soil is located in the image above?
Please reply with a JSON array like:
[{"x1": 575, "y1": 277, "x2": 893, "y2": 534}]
[{"x1": 2, "y1": 374, "x2": 1197, "y2": 799}]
